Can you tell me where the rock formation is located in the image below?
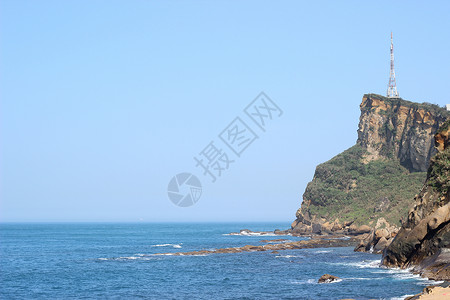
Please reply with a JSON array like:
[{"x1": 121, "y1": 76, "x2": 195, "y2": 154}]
[
  {"x1": 354, "y1": 217, "x2": 398, "y2": 254},
  {"x1": 318, "y1": 274, "x2": 340, "y2": 283},
  {"x1": 382, "y1": 120, "x2": 450, "y2": 280},
  {"x1": 291, "y1": 94, "x2": 449, "y2": 236},
  {"x1": 357, "y1": 94, "x2": 447, "y2": 172}
]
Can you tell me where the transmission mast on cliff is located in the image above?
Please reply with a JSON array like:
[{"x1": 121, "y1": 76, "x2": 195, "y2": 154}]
[{"x1": 387, "y1": 32, "x2": 399, "y2": 98}]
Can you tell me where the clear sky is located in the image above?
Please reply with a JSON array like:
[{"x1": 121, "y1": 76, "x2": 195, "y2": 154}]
[{"x1": 1, "y1": 0, "x2": 449, "y2": 222}]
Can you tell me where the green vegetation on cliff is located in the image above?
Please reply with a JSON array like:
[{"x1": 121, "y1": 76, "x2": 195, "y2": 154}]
[
  {"x1": 293, "y1": 94, "x2": 449, "y2": 232},
  {"x1": 428, "y1": 147, "x2": 450, "y2": 195},
  {"x1": 305, "y1": 145, "x2": 427, "y2": 226},
  {"x1": 364, "y1": 94, "x2": 450, "y2": 119}
]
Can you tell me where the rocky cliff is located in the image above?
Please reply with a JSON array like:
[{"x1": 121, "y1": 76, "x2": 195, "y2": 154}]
[
  {"x1": 382, "y1": 120, "x2": 450, "y2": 280},
  {"x1": 357, "y1": 94, "x2": 446, "y2": 172},
  {"x1": 291, "y1": 94, "x2": 449, "y2": 236}
]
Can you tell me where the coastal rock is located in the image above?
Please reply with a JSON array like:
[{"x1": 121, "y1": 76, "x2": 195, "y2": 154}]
[
  {"x1": 355, "y1": 225, "x2": 371, "y2": 234},
  {"x1": 321, "y1": 222, "x2": 333, "y2": 233},
  {"x1": 353, "y1": 218, "x2": 399, "y2": 253},
  {"x1": 375, "y1": 228, "x2": 389, "y2": 240},
  {"x1": 405, "y1": 285, "x2": 450, "y2": 300},
  {"x1": 357, "y1": 95, "x2": 446, "y2": 172},
  {"x1": 354, "y1": 231, "x2": 375, "y2": 252},
  {"x1": 291, "y1": 95, "x2": 448, "y2": 234},
  {"x1": 260, "y1": 239, "x2": 288, "y2": 243},
  {"x1": 228, "y1": 229, "x2": 291, "y2": 236},
  {"x1": 154, "y1": 237, "x2": 359, "y2": 256},
  {"x1": 373, "y1": 237, "x2": 390, "y2": 253},
  {"x1": 382, "y1": 121, "x2": 450, "y2": 280},
  {"x1": 318, "y1": 274, "x2": 340, "y2": 284}
]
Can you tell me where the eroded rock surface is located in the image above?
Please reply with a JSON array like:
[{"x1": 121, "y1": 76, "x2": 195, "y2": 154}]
[
  {"x1": 382, "y1": 121, "x2": 450, "y2": 280},
  {"x1": 292, "y1": 95, "x2": 448, "y2": 234}
]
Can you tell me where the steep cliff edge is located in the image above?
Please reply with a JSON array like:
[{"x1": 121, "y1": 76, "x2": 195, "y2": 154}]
[
  {"x1": 357, "y1": 94, "x2": 446, "y2": 172},
  {"x1": 292, "y1": 94, "x2": 449, "y2": 236},
  {"x1": 382, "y1": 120, "x2": 450, "y2": 280}
]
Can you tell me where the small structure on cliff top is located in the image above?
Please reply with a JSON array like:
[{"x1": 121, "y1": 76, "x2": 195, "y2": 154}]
[
  {"x1": 387, "y1": 32, "x2": 399, "y2": 98},
  {"x1": 446, "y1": 104, "x2": 450, "y2": 111}
]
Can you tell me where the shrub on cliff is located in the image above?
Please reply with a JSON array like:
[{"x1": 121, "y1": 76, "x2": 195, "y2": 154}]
[{"x1": 304, "y1": 145, "x2": 427, "y2": 225}]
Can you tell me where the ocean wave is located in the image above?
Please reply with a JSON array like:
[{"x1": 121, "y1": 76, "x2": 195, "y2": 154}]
[
  {"x1": 330, "y1": 259, "x2": 380, "y2": 269},
  {"x1": 97, "y1": 256, "x2": 154, "y2": 261},
  {"x1": 415, "y1": 279, "x2": 444, "y2": 285},
  {"x1": 275, "y1": 255, "x2": 304, "y2": 258},
  {"x1": 391, "y1": 272, "x2": 421, "y2": 280},
  {"x1": 371, "y1": 267, "x2": 413, "y2": 274},
  {"x1": 343, "y1": 277, "x2": 382, "y2": 281},
  {"x1": 223, "y1": 232, "x2": 287, "y2": 237},
  {"x1": 292, "y1": 277, "x2": 381, "y2": 285},
  {"x1": 315, "y1": 250, "x2": 332, "y2": 253},
  {"x1": 390, "y1": 295, "x2": 416, "y2": 300},
  {"x1": 290, "y1": 279, "x2": 317, "y2": 284},
  {"x1": 336, "y1": 236, "x2": 351, "y2": 240},
  {"x1": 152, "y1": 243, "x2": 182, "y2": 248}
]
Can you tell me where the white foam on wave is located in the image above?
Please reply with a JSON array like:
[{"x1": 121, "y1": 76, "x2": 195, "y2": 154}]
[
  {"x1": 223, "y1": 232, "x2": 291, "y2": 237},
  {"x1": 315, "y1": 250, "x2": 332, "y2": 253},
  {"x1": 344, "y1": 277, "x2": 377, "y2": 281},
  {"x1": 321, "y1": 278, "x2": 343, "y2": 284},
  {"x1": 223, "y1": 233, "x2": 274, "y2": 236},
  {"x1": 97, "y1": 256, "x2": 154, "y2": 261},
  {"x1": 416, "y1": 279, "x2": 444, "y2": 286},
  {"x1": 290, "y1": 279, "x2": 317, "y2": 285},
  {"x1": 392, "y1": 272, "x2": 421, "y2": 280},
  {"x1": 371, "y1": 266, "x2": 444, "y2": 287},
  {"x1": 371, "y1": 267, "x2": 412, "y2": 274},
  {"x1": 390, "y1": 295, "x2": 415, "y2": 300},
  {"x1": 275, "y1": 255, "x2": 304, "y2": 258},
  {"x1": 292, "y1": 277, "x2": 381, "y2": 285},
  {"x1": 152, "y1": 243, "x2": 182, "y2": 248},
  {"x1": 329, "y1": 259, "x2": 380, "y2": 269}
]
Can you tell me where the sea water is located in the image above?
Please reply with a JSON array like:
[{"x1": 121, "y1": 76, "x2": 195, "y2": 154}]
[{"x1": 0, "y1": 223, "x2": 440, "y2": 299}]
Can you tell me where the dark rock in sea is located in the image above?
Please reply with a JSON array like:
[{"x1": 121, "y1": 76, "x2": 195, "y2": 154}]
[
  {"x1": 153, "y1": 237, "x2": 360, "y2": 256},
  {"x1": 413, "y1": 248, "x2": 450, "y2": 281},
  {"x1": 274, "y1": 229, "x2": 290, "y2": 235},
  {"x1": 260, "y1": 239, "x2": 288, "y2": 243},
  {"x1": 318, "y1": 274, "x2": 340, "y2": 284}
]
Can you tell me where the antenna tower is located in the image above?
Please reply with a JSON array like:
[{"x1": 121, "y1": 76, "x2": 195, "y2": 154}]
[{"x1": 387, "y1": 32, "x2": 399, "y2": 98}]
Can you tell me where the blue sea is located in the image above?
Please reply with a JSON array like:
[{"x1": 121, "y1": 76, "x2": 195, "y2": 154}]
[{"x1": 0, "y1": 223, "x2": 441, "y2": 299}]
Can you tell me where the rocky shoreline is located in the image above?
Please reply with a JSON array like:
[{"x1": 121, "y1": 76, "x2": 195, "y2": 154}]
[
  {"x1": 154, "y1": 227, "x2": 450, "y2": 299},
  {"x1": 153, "y1": 235, "x2": 360, "y2": 256},
  {"x1": 405, "y1": 282, "x2": 450, "y2": 300}
]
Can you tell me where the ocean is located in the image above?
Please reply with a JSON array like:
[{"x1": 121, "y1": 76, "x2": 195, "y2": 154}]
[{"x1": 0, "y1": 223, "x2": 440, "y2": 299}]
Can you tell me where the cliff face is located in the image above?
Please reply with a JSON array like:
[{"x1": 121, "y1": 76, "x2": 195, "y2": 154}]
[
  {"x1": 357, "y1": 94, "x2": 446, "y2": 172},
  {"x1": 382, "y1": 121, "x2": 450, "y2": 280},
  {"x1": 291, "y1": 94, "x2": 449, "y2": 236}
]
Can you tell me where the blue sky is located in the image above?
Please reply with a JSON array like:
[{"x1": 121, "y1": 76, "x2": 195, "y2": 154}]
[{"x1": 1, "y1": 1, "x2": 449, "y2": 222}]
